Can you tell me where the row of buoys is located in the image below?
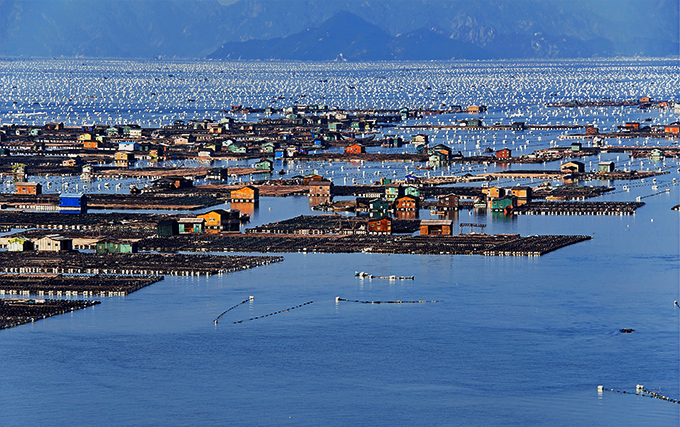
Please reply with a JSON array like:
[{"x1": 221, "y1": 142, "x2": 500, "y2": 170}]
[
  {"x1": 214, "y1": 295, "x2": 253, "y2": 324},
  {"x1": 335, "y1": 297, "x2": 440, "y2": 304},
  {"x1": 639, "y1": 189, "x2": 671, "y2": 199},
  {"x1": 355, "y1": 271, "x2": 415, "y2": 280},
  {"x1": 598, "y1": 385, "x2": 679, "y2": 404},
  {"x1": 230, "y1": 301, "x2": 314, "y2": 324}
]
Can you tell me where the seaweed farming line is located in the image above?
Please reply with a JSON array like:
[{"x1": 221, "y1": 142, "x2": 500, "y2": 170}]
[
  {"x1": 638, "y1": 189, "x2": 672, "y2": 200},
  {"x1": 355, "y1": 271, "x2": 414, "y2": 280},
  {"x1": 598, "y1": 385, "x2": 679, "y2": 405},
  {"x1": 228, "y1": 301, "x2": 314, "y2": 324},
  {"x1": 214, "y1": 296, "x2": 252, "y2": 324},
  {"x1": 335, "y1": 297, "x2": 440, "y2": 304}
]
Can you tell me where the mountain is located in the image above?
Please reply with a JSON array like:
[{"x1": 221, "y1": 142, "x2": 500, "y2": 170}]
[
  {"x1": 207, "y1": 12, "x2": 394, "y2": 60},
  {"x1": 208, "y1": 12, "x2": 488, "y2": 60},
  {"x1": 0, "y1": 0, "x2": 676, "y2": 59}
]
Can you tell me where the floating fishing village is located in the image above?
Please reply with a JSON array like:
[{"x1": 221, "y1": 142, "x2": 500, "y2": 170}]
[
  {"x1": 2, "y1": 0, "x2": 679, "y2": 421},
  {"x1": 0, "y1": 59, "x2": 678, "y2": 341}
]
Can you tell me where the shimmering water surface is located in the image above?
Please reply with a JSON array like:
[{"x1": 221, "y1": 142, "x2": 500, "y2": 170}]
[{"x1": 1, "y1": 59, "x2": 679, "y2": 426}]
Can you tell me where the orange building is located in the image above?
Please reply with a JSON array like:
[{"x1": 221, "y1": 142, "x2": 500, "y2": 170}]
[
  {"x1": 345, "y1": 144, "x2": 365, "y2": 154},
  {"x1": 482, "y1": 187, "x2": 505, "y2": 199},
  {"x1": 230, "y1": 186, "x2": 259, "y2": 202},
  {"x1": 509, "y1": 186, "x2": 532, "y2": 200},
  {"x1": 198, "y1": 209, "x2": 240, "y2": 233},
  {"x1": 302, "y1": 174, "x2": 323, "y2": 185},
  {"x1": 394, "y1": 195, "x2": 418, "y2": 211},
  {"x1": 368, "y1": 218, "x2": 391, "y2": 234},
  {"x1": 308, "y1": 180, "x2": 333, "y2": 197},
  {"x1": 16, "y1": 182, "x2": 42, "y2": 195},
  {"x1": 420, "y1": 219, "x2": 453, "y2": 236},
  {"x1": 495, "y1": 148, "x2": 512, "y2": 158},
  {"x1": 466, "y1": 105, "x2": 487, "y2": 113}
]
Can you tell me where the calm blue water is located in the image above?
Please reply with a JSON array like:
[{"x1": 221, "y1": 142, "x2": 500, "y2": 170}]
[{"x1": 1, "y1": 59, "x2": 680, "y2": 426}]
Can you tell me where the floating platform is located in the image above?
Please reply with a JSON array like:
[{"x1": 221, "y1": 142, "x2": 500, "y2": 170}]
[
  {"x1": 0, "y1": 274, "x2": 161, "y2": 297},
  {"x1": 0, "y1": 252, "x2": 283, "y2": 278},
  {"x1": 138, "y1": 233, "x2": 592, "y2": 257},
  {"x1": 0, "y1": 298, "x2": 100, "y2": 330},
  {"x1": 513, "y1": 201, "x2": 644, "y2": 216}
]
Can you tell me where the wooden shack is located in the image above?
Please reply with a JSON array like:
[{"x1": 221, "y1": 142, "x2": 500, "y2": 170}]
[
  {"x1": 157, "y1": 219, "x2": 179, "y2": 237},
  {"x1": 96, "y1": 240, "x2": 137, "y2": 254},
  {"x1": 15, "y1": 182, "x2": 41, "y2": 195},
  {"x1": 308, "y1": 180, "x2": 333, "y2": 197},
  {"x1": 198, "y1": 209, "x2": 240, "y2": 233},
  {"x1": 395, "y1": 195, "x2": 418, "y2": 211},
  {"x1": 420, "y1": 219, "x2": 453, "y2": 236},
  {"x1": 368, "y1": 218, "x2": 392, "y2": 235},
  {"x1": 230, "y1": 186, "x2": 259, "y2": 202},
  {"x1": 345, "y1": 144, "x2": 365, "y2": 154},
  {"x1": 35, "y1": 235, "x2": 73, "y2": 252},
  {"x1": 178, "y1": 217, "x2": 205, "y2": 234},
  {"x1": 495, "y1": 148, "x2": 512, "y2": 159},
  {"x1": 598, "y1": 162, "x2": 615, "y2": 173},
  {"x1": 561, "y1": 161, "x2": 585, "y2": 174},
  {"x1": 437, "y1": 194, "x2": 459, "y2": 211}
]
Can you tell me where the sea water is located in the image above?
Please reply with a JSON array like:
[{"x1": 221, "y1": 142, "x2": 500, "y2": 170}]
[{"x1": 0, "y1": 59, "x2": 679, "y2": 426}]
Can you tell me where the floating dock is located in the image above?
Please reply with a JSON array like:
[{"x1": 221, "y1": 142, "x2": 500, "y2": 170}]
[
  {"x1": 1, "y1": 298, "x2": 100, "y2": 330},
  {"x1": 0, "y1": 252, "x2": 283, "y2": 278},
  {"x1": 0, "y1": 274, "x2": 161, "y2": 297},
  {"x1": 139, "y1": 233, "x2": 592, "y2": 257},
  {"x1": 513, "y1": 201, "x2": 644, "y2": 216}
]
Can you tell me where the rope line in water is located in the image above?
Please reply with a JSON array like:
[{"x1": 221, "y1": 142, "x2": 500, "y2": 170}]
[
  {"x1": 214, "y1": 296, "x2": 252, "y2": 324},
  {"x1": 336, "y1": 297, "x2": 440, "y2": 304},
  {"x1": 231, "y1": 301, "x2": 314, "y2": 324},
  {"x1": 598, "y1": 385, "x2": 679, "y2": 404}
]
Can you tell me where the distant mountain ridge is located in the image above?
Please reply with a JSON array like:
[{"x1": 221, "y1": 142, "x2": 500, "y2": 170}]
[
  {"x1": 208, "y1": 12, "x2": 489, "y2": 60},
  {"x1": 0, "y1": 0, "x2": 676, "y2": 59}
]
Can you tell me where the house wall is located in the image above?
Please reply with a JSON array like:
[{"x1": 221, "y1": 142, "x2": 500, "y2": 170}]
[
  {"x1": 231, "y1": 187, "x2": 258, "y2": 202},
  {"x1": 16, "y1": 183, "x2": 41, "y2": 195}
]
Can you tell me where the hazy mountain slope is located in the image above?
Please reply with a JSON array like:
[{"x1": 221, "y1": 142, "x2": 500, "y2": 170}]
[
  {"x1": 208, "y1": 12, "x2": 490, "y2": 60},
  {"x1": 0, "y1": 0, "x2": 232, "y2": 58}
]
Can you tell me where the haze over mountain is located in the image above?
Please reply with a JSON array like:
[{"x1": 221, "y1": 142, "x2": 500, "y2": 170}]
[{"x1": 0, "y1": 0, "x2": 676, "y2": 60}]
